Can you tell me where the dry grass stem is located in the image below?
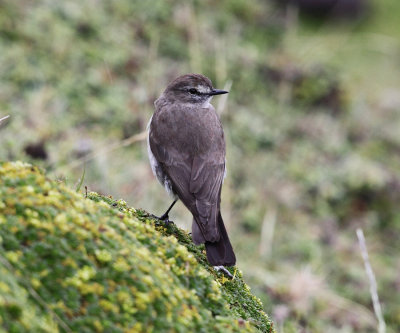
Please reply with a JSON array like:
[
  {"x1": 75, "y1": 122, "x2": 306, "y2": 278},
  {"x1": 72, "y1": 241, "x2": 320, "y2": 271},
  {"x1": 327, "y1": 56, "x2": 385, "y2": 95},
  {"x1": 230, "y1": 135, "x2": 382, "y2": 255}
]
[
  {"x1": 258, "y1": 208, "x2": 277, "y2": 258},
  {"x1": 356, "y1": 228, "x2": 386, "y2": 333},
  {"x1": 216, "y1": 80, "x2": 232, "y2": 116},
  {"x1": 0, "y1": 115, "x2": 10, "y2": 124},
  {"x1": 59, "y1": 130, "x2": 147, "y2": 173}
]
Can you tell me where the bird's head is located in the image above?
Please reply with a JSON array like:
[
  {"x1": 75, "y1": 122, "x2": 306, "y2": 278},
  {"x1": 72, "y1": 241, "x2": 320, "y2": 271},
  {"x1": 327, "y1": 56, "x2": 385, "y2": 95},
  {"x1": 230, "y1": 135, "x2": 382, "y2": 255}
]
[{"x1": 162, "y1": 74, "x2": 228, "y2": 105}]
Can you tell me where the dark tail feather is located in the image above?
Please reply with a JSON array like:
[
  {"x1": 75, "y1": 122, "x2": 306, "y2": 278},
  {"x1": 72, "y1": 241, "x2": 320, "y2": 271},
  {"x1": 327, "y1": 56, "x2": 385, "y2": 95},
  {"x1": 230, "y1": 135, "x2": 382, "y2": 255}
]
[{"x1": 204, "y1": 212, "x2": 236, "y2": 266}]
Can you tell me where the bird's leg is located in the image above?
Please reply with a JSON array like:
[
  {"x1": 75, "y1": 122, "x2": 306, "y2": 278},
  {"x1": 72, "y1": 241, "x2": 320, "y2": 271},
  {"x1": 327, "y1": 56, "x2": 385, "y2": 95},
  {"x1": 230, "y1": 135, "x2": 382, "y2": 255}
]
[{"x1": 158, "y1": 199, "x2": 178, "y2": 223}]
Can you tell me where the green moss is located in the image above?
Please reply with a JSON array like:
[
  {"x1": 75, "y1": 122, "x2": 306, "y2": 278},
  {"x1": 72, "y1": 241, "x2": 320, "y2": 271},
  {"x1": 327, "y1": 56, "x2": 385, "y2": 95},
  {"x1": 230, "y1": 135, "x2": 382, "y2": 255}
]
[
  {"x1": 0, "y1": 161, "x2": 274, "y2": 333},
  {"x1": 0, "y1": 260, "x2": 59, "y2": 333}
]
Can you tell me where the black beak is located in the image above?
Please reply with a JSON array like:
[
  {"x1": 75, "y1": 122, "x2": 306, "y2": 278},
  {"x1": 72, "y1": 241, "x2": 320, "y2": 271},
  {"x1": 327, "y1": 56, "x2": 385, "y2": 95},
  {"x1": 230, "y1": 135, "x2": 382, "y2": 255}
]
[{"x1": 208, "y1": 89, "x2": 229, "y2": 96}]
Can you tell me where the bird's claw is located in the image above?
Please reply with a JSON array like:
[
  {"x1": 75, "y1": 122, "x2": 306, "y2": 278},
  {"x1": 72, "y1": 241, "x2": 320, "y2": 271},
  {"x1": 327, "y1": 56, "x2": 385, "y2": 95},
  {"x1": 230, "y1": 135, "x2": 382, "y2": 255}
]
[
  {"x1": 214, "y1": 265, "x2": 234, "y2": 279},
  {"x1": 159, "y1": 213, "x2": 169, "y2": 221},
  {"x1": 161, "y1": 218, "x2": 174, "y2": 226},
  {"x1": 150, "y1": 213, "x2": 174, "y2": 226}
]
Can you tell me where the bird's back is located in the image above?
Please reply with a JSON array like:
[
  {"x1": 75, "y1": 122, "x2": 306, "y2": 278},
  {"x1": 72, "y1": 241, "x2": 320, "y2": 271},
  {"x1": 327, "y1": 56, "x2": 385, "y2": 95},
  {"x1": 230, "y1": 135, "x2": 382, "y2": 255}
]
[{"x1": 152, "y1": 98, "x2": 225, "y2": 159}]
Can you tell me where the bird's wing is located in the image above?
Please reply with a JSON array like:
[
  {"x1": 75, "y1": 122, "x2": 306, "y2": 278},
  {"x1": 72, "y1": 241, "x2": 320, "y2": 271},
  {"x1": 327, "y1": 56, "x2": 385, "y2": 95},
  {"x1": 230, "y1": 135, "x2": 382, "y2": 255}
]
[
  {"x1": 149, "y1": 134, "x2": 224, "y2": 242},
  {"x1": 189, "y1": 156, "x2": 225, "y2": 242},
  {"x1": 148, "y1": 138, "x2": 192, "y2": 197}
]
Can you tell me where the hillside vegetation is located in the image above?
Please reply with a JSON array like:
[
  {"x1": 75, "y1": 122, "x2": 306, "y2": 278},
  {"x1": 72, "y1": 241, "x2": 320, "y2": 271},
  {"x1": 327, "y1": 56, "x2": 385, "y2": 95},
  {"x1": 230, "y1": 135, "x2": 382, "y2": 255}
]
[{"x1": 0, "y1": 161, "x2": 273, "y2": 332}]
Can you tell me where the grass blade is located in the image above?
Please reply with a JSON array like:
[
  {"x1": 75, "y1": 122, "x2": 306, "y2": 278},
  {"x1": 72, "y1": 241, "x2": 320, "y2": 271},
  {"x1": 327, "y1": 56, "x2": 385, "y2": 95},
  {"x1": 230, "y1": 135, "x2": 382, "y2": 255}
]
[{"x1": 75, "y1": 164, "x2": 86, "y2": 192}]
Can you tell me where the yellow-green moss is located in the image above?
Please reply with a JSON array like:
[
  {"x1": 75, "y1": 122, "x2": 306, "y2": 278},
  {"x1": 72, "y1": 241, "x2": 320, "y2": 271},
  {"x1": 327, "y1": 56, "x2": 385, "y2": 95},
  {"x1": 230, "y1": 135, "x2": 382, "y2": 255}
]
[{"x1": 0, "y1": 161, "x2": 274, "y2": 332}]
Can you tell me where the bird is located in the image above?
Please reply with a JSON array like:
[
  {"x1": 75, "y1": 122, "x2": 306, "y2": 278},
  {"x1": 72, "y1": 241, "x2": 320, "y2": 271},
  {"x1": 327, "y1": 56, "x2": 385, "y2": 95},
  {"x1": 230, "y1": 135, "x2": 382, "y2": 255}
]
[{"x1": 147, "y1": 73, "x2": 236, "y2": 267}]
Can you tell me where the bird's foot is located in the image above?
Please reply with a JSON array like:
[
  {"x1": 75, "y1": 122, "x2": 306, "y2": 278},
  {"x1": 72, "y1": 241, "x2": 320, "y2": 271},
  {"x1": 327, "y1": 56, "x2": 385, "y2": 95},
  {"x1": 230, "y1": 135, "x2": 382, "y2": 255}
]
[
  {"x1": 159, "y1": 212, "x2": 169, "y2": 221},
  {"x1": 160, "y1": 216, "x2": 174, "y2": 225},
  {"x1": 213, "y1": 266, "x2": 234, "y2": 279},
  {"x1": 150, "y1": 213, "x2": 174, "y2": 226}
]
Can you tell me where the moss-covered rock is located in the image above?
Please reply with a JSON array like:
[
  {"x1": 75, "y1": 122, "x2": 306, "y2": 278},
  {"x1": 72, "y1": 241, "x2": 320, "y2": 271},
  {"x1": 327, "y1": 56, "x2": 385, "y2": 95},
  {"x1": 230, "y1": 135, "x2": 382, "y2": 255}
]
[{"x1": 0, "y1": 161, "x2": 274, "y2": 333}]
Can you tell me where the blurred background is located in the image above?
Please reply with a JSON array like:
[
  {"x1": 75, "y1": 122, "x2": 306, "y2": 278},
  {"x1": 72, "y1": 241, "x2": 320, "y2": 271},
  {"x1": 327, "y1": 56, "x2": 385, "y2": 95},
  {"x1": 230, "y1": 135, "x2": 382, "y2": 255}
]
[{"x1": 1, "y1": 0, "x2": 400, "y2": 332}]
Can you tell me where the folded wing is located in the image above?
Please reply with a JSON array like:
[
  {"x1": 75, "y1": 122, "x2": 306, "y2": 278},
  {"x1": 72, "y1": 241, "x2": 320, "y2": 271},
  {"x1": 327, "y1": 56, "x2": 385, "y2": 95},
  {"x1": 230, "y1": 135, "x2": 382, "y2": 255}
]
[{"x1": 149, "y1": 135, "x2": 224, "y2": 243}]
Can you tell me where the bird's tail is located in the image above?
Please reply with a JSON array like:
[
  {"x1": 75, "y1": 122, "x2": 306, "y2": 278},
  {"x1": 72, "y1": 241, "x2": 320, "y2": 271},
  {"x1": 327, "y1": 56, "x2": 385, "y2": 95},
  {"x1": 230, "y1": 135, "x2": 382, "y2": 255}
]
[{"x1": 204, "y1": 212, "x2": 236, "y2": 266}]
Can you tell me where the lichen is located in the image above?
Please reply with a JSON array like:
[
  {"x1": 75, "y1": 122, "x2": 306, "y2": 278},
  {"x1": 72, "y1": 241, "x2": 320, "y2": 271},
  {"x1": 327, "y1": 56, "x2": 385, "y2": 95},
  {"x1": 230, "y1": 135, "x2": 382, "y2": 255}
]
[{"x1": 0, "y1": 161, "x2": 274, "y2": 332}]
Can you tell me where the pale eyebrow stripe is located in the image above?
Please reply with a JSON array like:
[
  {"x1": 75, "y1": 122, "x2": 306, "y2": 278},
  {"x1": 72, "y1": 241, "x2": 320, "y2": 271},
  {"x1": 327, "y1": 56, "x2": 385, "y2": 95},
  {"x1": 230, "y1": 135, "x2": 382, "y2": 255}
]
[{"x1": 196, "y1": 85, "x2": 210, "y2": 94}]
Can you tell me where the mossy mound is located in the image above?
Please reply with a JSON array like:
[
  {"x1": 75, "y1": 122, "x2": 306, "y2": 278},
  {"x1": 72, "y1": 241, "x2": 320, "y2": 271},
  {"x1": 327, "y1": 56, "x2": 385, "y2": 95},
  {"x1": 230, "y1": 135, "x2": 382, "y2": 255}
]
[{"x1": 0, "y1": 161, "x2": 274, "y2": 333}]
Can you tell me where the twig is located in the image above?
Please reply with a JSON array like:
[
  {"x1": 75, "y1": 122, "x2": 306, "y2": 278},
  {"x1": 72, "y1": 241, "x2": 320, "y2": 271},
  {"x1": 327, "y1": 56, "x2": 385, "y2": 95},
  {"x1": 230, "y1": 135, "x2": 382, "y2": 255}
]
[
  {"x1": 58, "y1": 130, "x2": 147, "y2": 172},
  {"x1": 356, "y1": 228, "x2": 386, "y2": 333},
  {"x1": 0, "y1": 115, "x2": 10, "y2": 124}
]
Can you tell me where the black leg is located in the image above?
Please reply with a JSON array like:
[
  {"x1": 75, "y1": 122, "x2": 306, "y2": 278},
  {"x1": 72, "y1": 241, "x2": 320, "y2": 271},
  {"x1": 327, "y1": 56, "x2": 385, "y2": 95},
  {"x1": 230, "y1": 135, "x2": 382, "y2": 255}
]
[{"x1": 159, "y1": 199, "x2": 178, "y2": 221}]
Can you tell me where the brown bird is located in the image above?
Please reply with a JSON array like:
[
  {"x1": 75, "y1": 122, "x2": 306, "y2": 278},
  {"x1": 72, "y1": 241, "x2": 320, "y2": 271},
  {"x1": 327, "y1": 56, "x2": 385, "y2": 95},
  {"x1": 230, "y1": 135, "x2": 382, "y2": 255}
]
[{"x1": 147, "y1": 74, "x2": 236, "y2": 267}]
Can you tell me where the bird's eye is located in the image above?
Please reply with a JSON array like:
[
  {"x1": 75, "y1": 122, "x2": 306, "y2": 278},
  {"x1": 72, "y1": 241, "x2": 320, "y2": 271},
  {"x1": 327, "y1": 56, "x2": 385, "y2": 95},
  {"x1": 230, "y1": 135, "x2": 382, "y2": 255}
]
[{"x1": 188, "y1": 88, "x2": 199, "y2": 95}]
